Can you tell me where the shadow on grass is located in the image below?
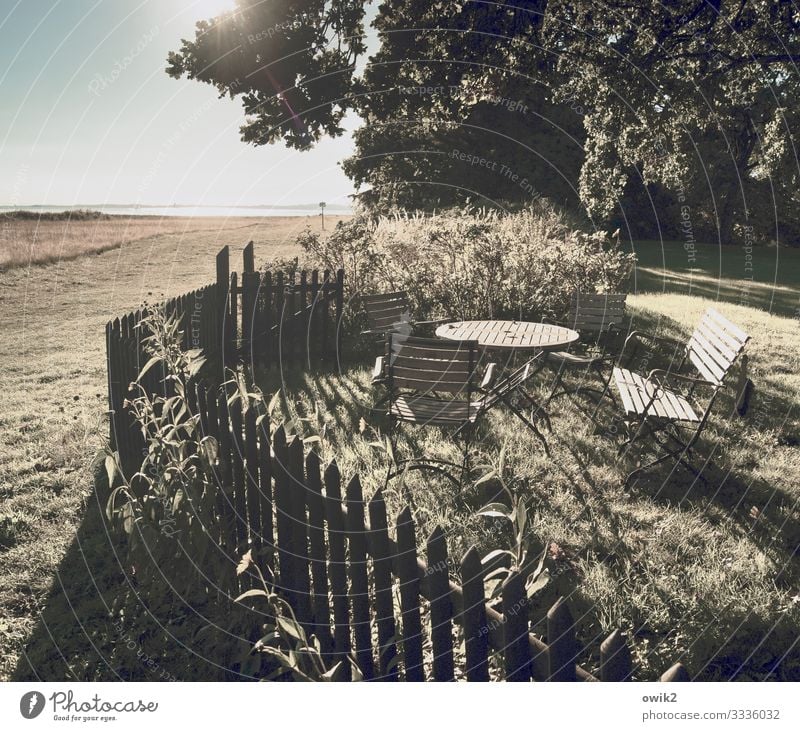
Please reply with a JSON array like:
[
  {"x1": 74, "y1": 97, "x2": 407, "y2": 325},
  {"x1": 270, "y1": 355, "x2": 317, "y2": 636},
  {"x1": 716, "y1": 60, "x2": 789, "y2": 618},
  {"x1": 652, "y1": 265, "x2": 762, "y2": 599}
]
[
  {"x1": 12, "y1": 459, "x2": 256, "y2": 682},
  {"x1": 12, "y1": 472, "x2": 129, "y2": 681},
  {"x1": 15, "y1": 335, "x2": 800, "y2": 682},
  {"x1": 630, "y1": 239, "x2": 800, "y2": 316}
]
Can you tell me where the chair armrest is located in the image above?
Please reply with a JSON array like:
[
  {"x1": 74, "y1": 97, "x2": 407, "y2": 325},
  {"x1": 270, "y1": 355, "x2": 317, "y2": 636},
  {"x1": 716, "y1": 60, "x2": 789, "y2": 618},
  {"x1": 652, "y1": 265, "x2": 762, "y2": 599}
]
[
  {"x1": 372, "y1": 356, "x2": 386, "y2": 383},
  {"x1": 413, "y1": 317, "x2": 452, "y2": 327},
  {"x1": 645, "y1": 368, "x2": 725, "y2": 402},
  {"x1": 480, "y1": 362, "x2": 497, "y2": 390}
]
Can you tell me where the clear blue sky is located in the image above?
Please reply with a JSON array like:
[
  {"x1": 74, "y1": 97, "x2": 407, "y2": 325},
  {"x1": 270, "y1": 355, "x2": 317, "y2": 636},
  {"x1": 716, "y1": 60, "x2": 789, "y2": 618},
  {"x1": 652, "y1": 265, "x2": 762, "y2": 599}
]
[{"x1": 0, "y1": 0, "x2": 358, "y2": 207}]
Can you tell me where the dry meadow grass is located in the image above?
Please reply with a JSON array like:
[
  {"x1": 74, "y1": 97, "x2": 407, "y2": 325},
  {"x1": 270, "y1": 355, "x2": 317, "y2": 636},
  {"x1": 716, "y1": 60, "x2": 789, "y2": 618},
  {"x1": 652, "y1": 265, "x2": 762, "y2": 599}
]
[
  {"x1": 0, "y1": 214, "x2": 349, "y2": 680},
  {"x1": 0, "y1": 215, "x2": 277, "y2": 270}
]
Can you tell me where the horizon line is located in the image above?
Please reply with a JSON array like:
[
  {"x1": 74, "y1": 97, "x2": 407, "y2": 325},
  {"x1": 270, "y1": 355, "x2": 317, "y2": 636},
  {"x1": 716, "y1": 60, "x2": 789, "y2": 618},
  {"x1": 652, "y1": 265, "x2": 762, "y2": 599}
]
[{"x1": 0, "y1": 202, "x2": 353, "y2": 210}]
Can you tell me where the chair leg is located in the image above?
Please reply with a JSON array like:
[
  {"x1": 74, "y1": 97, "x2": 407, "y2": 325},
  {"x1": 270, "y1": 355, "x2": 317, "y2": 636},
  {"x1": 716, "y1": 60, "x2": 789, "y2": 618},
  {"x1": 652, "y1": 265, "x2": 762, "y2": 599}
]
[
  {"x1": 623, "y1": 423, "x2": 708, "y2": 487},
  {"x1": 624, "y1": 449, "x2": 680, "y2": 486},
  {"x1": 503, "y1": 395, "x2": 550, "y2": 456},
  {"x1": 461, "y1": 422, "x2": 473, "y2": 485},
  {"x1": 385, "y1": 417, "x2": 473, "y2": 495},
  {"x1": 541, "y1": 357, "x2": 612, "y2": 431},
  {"x1": 545, "y1": 365, "x2": 569, "y2": 405}
]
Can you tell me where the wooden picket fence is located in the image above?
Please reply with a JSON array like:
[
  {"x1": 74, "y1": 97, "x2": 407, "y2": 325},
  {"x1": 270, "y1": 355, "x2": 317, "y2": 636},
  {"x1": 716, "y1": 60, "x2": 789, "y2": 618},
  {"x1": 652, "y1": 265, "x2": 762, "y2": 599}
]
[
  {"x1": 105, "y1": 282, "x2": 222, "y2": 474},
  {"x1": 230, "y1": 241, "x2": 345, "y2": 369},
  {"x1": 186, "y1": 382, "x2": 691, "y2": 683},
  {"x1": 106, "y1": 242, "x2": 345, "y2": 476}
]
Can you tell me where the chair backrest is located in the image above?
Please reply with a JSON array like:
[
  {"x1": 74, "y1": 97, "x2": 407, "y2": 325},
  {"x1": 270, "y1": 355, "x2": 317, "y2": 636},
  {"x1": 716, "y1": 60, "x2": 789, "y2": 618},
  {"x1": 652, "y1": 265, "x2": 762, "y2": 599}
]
[
  {"x1": 386, "y1": 334, "x2": 478, "y2": 396},
  {"x1": 567, "y1": 292, "x2": 627, "y2": 334},
  {"x1": 363, "y1": 291, "x2": 412, "y2": 333},
  {"x1": 687, "y1": 308, "x2": 750, "y2": 386}
]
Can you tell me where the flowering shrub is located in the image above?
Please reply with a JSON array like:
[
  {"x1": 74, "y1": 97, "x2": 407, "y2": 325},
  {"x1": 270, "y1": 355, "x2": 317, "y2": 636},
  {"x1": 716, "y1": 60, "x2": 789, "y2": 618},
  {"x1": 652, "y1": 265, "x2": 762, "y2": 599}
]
[{"x1": 296, "y1": 202, "x2": 635, "y2": 323}]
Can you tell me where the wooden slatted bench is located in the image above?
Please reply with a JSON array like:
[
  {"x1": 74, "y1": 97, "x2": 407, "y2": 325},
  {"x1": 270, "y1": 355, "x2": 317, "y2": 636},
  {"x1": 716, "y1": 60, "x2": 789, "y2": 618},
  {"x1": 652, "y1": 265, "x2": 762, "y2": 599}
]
[{"x1": 612, "y1": 308, "x2": 750, "y2": 484}]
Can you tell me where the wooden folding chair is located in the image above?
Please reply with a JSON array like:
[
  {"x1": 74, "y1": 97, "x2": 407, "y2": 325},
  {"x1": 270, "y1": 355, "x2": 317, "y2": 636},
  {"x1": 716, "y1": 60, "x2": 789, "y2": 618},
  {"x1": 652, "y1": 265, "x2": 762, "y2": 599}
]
[
  {"x1": 372, "y1": 335, "x2": 491, "y2": 486},
  {"x1": 363, "y1": 291, "x2": 452, "y2": 405},
  {"x1": 612, "y1": 308, "x2": 750, "y2": 485},
  {"x1": 545, "y1": 292, "x2": 628, "y2": 418},
  {"x1": 477, "y1": 355, "x2": 551, "y2": 454},
  {"x1": 361, "y1": 291, "x2": 451, "y2": 339}
]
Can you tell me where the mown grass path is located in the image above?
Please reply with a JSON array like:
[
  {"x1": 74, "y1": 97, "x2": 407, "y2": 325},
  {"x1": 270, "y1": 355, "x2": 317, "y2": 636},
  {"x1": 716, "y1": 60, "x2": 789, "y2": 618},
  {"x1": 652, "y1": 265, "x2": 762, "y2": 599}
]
[{"x1": 0, "y1": 216, "x2": 320, "y2": 679}]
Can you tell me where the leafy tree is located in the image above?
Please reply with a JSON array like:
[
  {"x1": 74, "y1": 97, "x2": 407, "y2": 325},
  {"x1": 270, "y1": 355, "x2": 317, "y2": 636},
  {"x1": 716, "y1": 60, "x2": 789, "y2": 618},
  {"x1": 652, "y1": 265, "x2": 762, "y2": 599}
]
[
  {"x1": 342, "y1": 0, "x2": 585, "y2": 212},
  {"x1": 166, "y1": 0, "x2": 366, "y2": 149},
  {"x1": 528, "y1": 0, "x2": 800, "y2": 243},
  {"x1": 168, "y1": 0, "x2": 800, "y2": 242}
]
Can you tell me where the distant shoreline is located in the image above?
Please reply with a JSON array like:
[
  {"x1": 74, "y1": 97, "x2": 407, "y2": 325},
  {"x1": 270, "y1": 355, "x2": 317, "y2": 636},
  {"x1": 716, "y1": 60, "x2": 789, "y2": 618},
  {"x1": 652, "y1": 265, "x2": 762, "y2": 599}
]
[{"x1": 0, "y1": 204, "x2": 352, "y2": 219}]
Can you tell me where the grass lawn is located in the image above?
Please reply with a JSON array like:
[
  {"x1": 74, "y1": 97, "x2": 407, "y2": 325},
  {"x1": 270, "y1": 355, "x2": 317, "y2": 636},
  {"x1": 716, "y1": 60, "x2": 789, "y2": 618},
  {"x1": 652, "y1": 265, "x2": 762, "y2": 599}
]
[
  {"x1": 630, "y1": 239, "x2": 800, "y2": 316},
  {"x1": 4, "y1": 232, "x2": 800, "y2": 681},
  {"x1": 252, "y1": 293, "x2": 800, "y2": 680},
  {"x1": 0, "y1": 214, "x2": 274, "y2": 271}
]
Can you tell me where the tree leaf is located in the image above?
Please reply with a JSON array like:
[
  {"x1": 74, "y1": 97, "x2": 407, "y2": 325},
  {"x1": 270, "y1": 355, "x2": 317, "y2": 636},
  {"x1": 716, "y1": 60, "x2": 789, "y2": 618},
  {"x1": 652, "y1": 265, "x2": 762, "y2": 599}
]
[{"x1": 235, "y1": 588, "x2": 270, "y2": 602}]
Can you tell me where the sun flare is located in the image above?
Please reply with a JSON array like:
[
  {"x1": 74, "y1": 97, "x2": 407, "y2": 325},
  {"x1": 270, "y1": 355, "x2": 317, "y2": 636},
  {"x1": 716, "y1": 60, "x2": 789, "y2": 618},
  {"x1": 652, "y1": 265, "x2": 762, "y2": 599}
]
[{"x1": 191, "y1": 0, "x2": 238, "y2": 18}]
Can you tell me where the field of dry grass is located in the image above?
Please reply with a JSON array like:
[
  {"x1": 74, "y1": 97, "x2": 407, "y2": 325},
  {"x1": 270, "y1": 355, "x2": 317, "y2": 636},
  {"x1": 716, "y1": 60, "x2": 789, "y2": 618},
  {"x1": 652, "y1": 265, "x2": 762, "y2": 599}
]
[
  {"x1": 0, "y1": 215, "x2": 278, "y2": 271},
  {"x1": 0, "y1": 214, "x2": 351, "y2": 680}
]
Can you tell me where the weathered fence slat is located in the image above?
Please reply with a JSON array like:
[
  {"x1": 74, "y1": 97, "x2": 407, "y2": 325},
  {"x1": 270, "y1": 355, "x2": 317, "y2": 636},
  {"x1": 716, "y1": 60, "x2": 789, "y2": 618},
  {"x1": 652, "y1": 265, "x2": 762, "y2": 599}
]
[
  {"x1": 305, "y1": 450, "x2": 333, "y2": 660},
  {"x1": 262, "y1": 272, "x2": 273, "y2": 366},
  {"x1": 461, "y1": 546, "x2": 490, "y2": 682},
  {"x1": 661, "y1": 663, "x2": 691, "y2": 682},
  {"x1": 310, "y1": 270, "x2": 320, "y2": 363},
  {"x1": 367, "y1": 489, "x2": 398, "y2": 681},
  {"x1": 203, "y1": 387, "x2": 227, "y2": 563},
  {"x1": 427, "y1": 526, "x2": 454, "y2": 682},
  {"x1": 600, "y1": 629, "x2": 632, "y2": 682},
  {"x1": 256, "y1": 425, "x2": 273, "y2": 575},
  {"x1": 229, "y1": 396, "x2": 247, "y2": 555},
  {"x1": 287, "y1": 435, "x2": 312, "y2": 627},
  {"x1": 244, "y1": 405, "x2": 260, "y2": 550},
  {"x1": 321, "y1": 270, "x2": 330, "y2": 358},
  {"x1": 323, "y1": 461, "x2": 351, "y2": 681},
  {"x1": 272, "y1": 426, "x2": 294, "y2": 599},
  {"x1": 547, "y1": 597, "x2": 577, "y2": 682},
  {"x1": 396, "y1": 506, "x2": 424, "y2": 681},
  {"x1": 502, "y1": 569, "x2": 530, "y2": 681},
  {"x1": 215, "y1": 390, "x2": 236, "y2": 559},
  {"x1": 345, "y1": 475, "x2": 374, "y2": 680}
]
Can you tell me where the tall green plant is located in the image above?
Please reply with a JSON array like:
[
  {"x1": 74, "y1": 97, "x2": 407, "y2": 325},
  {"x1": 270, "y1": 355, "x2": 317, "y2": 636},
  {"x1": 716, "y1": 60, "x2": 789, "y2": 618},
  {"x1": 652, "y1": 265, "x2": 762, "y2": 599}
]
[
  {"x1": 105, "y1": 309, "x2": 218, "y2": 591},
  {"x1": 474, "y1": 444, "x2": 550, "y2": 604}
]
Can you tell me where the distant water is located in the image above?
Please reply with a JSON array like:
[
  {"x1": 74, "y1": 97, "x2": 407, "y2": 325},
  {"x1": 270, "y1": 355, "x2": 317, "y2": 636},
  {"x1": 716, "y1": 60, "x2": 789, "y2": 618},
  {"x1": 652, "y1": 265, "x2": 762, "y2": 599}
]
[{"x1": 0, "y1": 205, "x2": 351, "y2": 218}]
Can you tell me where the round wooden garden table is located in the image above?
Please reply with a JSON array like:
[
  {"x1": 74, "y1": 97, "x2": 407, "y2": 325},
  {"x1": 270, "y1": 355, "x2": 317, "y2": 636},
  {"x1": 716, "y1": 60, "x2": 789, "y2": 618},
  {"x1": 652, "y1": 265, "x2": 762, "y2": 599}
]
[
  {"x1": 435, "y1": 320, "x2": 579, "y2": 352},
  {"x1": 435, "y1": 320, "x2": 579, "y2": 453}
]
